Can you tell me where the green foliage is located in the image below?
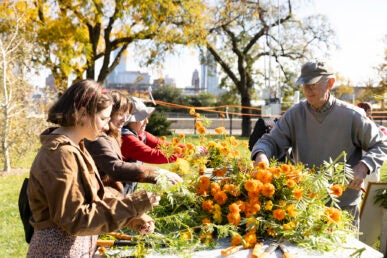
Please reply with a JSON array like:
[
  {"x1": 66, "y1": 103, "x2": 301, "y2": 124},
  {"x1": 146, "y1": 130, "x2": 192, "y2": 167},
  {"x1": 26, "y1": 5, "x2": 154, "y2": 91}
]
[{"x1": 147, "y1": 111, "x2": 173, "y2": 136}]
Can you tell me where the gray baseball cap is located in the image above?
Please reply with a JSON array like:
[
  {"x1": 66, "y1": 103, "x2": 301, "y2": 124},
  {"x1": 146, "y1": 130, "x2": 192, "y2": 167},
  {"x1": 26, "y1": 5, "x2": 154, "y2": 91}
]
[
  {"x1": 296, "y1": 61, "x2": 334, "y2": 85},
  {"x1": 126, "y1": 97, "x2": 155, "y2": 122}
]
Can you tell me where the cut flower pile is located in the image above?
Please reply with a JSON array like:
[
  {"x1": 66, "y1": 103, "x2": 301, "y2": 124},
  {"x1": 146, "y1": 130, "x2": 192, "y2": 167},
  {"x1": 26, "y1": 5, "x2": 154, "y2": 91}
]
[{"x1": 99, "y1": 110, "x2": 357, "y2": 257}]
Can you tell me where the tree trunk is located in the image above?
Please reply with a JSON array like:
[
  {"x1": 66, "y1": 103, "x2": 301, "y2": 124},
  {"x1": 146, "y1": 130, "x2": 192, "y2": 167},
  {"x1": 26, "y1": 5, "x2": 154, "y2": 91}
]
[{"x1": 240, "y1": 93, "x2": 252, "y2": 137}]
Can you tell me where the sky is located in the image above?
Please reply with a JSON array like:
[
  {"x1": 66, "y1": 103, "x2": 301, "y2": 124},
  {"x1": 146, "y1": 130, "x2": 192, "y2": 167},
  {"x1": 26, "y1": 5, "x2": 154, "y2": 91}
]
[{"x1": 125, "y1": 0, "x2": 387, "y2": 88}]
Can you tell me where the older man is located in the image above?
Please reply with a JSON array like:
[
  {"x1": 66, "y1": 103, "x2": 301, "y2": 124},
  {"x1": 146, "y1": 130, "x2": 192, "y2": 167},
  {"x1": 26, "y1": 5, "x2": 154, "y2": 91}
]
[{"x1": 251, "y1": 60, "x2": 387, "y2": 228}]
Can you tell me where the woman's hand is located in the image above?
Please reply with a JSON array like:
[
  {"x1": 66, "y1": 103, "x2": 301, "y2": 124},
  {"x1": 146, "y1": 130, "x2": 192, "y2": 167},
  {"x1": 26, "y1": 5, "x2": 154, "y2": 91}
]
[
  {"x1": 128, "y1": 214, "x2": 155, "y2": 235},
  {"x1": 157, "y1": 169, "x2": 183, "y2": 184}
]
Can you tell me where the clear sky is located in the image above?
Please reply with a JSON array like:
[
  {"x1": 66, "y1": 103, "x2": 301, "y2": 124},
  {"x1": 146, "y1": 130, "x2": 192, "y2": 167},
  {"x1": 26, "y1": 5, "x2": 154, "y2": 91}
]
[{"x1": 126, "y1": 0, "x2": 387, "y2": 88}]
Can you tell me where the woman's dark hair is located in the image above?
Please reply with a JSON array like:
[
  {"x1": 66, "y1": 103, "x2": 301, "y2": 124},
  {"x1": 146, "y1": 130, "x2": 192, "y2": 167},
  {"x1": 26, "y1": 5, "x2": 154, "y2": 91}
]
[
  {"x1": 107, "y1": 91, "x2": 132, "y2": 142},
  {"x1": 47, "y1": 79, "x2": 112, "y2": 128}
]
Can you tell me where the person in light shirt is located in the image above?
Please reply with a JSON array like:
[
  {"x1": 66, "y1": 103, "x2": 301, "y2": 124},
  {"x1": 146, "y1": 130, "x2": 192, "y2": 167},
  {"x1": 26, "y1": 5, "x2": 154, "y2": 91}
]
[{"x1": 251, "y1": 61, "x2": 387, "y2": 229}]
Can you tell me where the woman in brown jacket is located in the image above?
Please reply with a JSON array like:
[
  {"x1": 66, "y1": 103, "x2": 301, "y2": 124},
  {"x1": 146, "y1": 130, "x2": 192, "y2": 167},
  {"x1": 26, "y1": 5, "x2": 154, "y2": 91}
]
[
  {"x1": 27, "y1": 80, "x2": 159, "y2": 257},
  {"x1": 85, "y1": 91, "x2": 182, "y2": 195}
]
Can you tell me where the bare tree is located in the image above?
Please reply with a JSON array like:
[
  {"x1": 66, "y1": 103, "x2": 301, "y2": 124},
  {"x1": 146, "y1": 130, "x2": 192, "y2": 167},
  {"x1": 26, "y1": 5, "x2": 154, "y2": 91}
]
[
  {"x1": 202, "y1": 0, "x2": 336, "y2": 136},
  {"x1": 0, "y1": 4, "x2": 35, "y2": 172}
]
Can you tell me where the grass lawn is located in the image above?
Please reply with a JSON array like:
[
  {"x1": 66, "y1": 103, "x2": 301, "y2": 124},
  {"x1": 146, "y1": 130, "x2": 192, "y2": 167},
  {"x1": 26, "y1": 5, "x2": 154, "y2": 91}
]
[{"x1": 1, "y1": 134, "x2": 386, "y2": 257}]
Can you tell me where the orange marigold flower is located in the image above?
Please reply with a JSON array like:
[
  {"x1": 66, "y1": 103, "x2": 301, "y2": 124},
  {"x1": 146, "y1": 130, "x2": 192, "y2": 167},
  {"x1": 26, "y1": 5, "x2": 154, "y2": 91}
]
[
  {"x1": 199, "y1": 176, "x2": 211, "y2": 188},
  {"x1": 222, "y1": 183, "x2": 234, "y2": 193},
  {"x1": 211, "y1": 182, "x2": 221, "y2": 196},
  {"x1": 241, "y1": 141, "x2": 248, "y2": 148},
  {"x1": 173, "y1": 146, "x2": 183, "y2": 154},
  {"x1": 202, "y1": 200, "x2": 214, "y2": 212},
  {"x1": 194, "y1": 113, "x2": 201, "y2": 119},
  {"x1": 330, "y1": 184, "x2": 344, "y2": 197},
  {"x1": 248, "y1": 190, "x2": 260, "y2": 200},
  {"x1": 227, "y1": 212, "x2": 241, "y2": 226},
  {"x1": 231, "y1": 235, "x2": 242, "y2": 246},
  {"x1": 229, "y1": 203, "x2": 240, "y2": 213},
  {"x1": 244, "y1": 179, "x2": 259, "y2": 192},
  {"x1": 261, "y1": 183, "x2": 275, "y2": 198},
  {"x1": 215, "y1": 126, "x2": 226, "y2": 134},
  {"x1": 273, "y1": 209, "x2": 286, "y2": 221},
  {"x1": 214, "y1": 191, "x2": 228, "y2": 205},
  {"x1": 293, "y1": 189, "x2": 303, "y2": 200},
  {"x1": 269, "y1": 167, "x2": 281, "y2": 178},
  {"x1": 202, "y1": 218, "x2": 211, "y2": 224},
  {"x1": 213, "y1": 167, "x2": 227, "y2": 177},
  {"x1": 195, "y1": 121, "x2": 203, "y2": 129},
  {"x1": 198, "y1": 126, "x2": 207, "y2": 134},
  {"x1": 186, "y1": 143, "x2": 195, "y2": 150},
  {"x1": 159, "y1": 136, "x2": 167, "y2": 141},
  {"x1": 281, "y1": 164, "x2": 291, "y2": 173},
  {"x1": 256, "y1": 161, "x2": 268, "y2": 170},
  {"x1": 256, "y1": 170, "x2": 273, "y2": 184},
  {"x1": 286, "y1": 179, "x2": 296, "y2": 188},
  {"x1": 325, "y1": 207, "x2": 341, "y2": 224}
]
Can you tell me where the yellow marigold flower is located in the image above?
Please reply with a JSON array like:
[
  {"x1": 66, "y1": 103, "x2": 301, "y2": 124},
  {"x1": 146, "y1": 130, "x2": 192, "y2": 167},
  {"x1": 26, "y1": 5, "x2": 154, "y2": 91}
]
[
  {"x1": 215, "y1": 126, "x2": 226, "y2": 134},
  {"x1": 242, "y1": 229, "x2": 257, "y2": 248},
  {"x1": 232, "y1": 150, "x2": 240, "y2": 156},
  {"x1": 283, "y1": 223, "x2": 292, "y2": 230},
  {"x1": 261, "y1": 183, "x2": 275, "y2": 197},
  {"x1": 286, "y1": 179, "x2": 296, "y2": 188},
  {"x1": 172, "y1": 137, "x2": 180, "y2": 145},
  {"x1": 330, "y1": 184, "x2": 344, "y2": 197},
  {"x1": 189, "y1": 108, "x2": 196, "y2": 115},
  {"x1": 200, "y1": 232, "x2": 214, "y2": 244},
  {"x1": 265, "y1": 200, "x2": 273, "y2": 211},
  {"x1": 273, "y1": 209, "x2": 286, "y2": 221},
  {"x1": 286, "y1": 204, "x2": 297, "y2": 217},
  {"x1": 267, "y1": 227, "x2": 275, "y2": 237},
  {"x1": 207, "y1": 141, "x2": 217, "y2": 147},
  {"x1": 180, "y1": 230, "x2": 192, "y2": 240},
  {"x1": 293, "y1": 189, "x2": 303, "y2": 200},
  {"x1": 231, "y1": 234, "x2": 242, "y2": 246},
  {"x1": 325, "y1": 207, "x2": 341, "y2": 224}
]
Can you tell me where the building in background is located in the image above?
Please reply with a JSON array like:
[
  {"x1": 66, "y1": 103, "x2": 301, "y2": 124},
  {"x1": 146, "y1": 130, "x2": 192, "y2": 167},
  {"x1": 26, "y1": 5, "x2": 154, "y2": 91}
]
[{"x1": 200, "y1": 50, "x2": 224, "y2": 96}]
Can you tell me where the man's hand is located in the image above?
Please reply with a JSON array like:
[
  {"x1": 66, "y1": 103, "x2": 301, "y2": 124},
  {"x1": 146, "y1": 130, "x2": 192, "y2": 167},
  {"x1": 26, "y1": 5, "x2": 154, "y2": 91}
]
[
  {"x1": 254, "y1": 152, "x2": 269, "y2": 166},
  {"x1": 348, "y1": 162, "x2": 368, "y2": 190}
]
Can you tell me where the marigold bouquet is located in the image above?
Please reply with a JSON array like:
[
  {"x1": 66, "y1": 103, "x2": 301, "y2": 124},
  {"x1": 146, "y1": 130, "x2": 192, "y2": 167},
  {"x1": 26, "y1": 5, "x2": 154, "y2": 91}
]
[{"x1": 99, "y1": 111, "x2": 357, "y2": 257}]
